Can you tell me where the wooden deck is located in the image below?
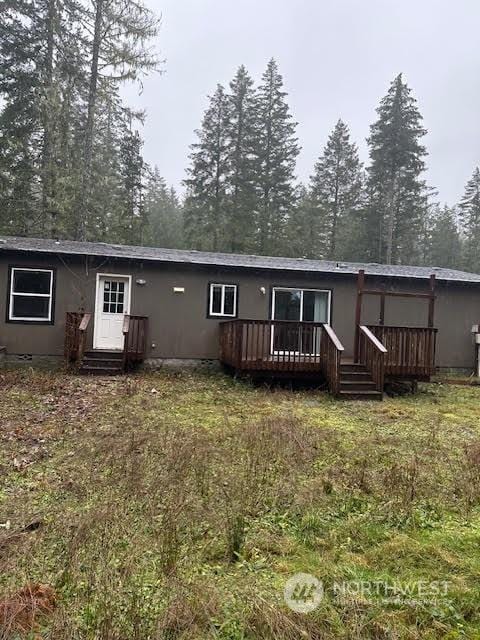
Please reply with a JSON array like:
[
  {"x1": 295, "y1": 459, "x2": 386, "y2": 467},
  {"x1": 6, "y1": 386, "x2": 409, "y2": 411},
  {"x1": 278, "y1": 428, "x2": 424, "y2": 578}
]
[
  {"x1": 369, "y1": 325, "x2": 437, "y2": 380},
  {"x1": 219, "y1": 319, "x2": 438, "y2": 396},
  {"x1": 219, "y1": 319, "x2": 344, "y2": 394}
]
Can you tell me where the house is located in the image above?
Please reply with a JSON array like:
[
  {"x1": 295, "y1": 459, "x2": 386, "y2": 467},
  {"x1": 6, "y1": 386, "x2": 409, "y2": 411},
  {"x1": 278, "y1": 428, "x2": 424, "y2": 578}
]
[{"x1": 1, "y1": 235, "x2": 479, "y2": 399}]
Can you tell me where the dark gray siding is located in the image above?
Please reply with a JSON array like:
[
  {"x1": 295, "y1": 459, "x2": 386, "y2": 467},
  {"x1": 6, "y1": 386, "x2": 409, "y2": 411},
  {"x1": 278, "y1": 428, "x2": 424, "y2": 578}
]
[{"x1": 0, "y1": 250, "x2": 479, "y2": 369}]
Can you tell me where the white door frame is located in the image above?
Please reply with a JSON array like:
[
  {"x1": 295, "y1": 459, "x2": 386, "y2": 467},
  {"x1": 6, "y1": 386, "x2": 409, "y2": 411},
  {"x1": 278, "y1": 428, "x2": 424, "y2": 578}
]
[
  {"x1": 270, "y1": 287, "x2": 332, "y2": 355},
  {"x1": 93, "y1": 273, "x2": 132, "y2": 350}
]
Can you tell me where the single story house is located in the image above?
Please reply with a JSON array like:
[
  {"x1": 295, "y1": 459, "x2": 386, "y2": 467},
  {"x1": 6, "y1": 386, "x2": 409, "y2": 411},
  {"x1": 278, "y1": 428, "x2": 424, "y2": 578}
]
[{"x1": 1, "y1": 236, "x2": 479, "y2": 399}]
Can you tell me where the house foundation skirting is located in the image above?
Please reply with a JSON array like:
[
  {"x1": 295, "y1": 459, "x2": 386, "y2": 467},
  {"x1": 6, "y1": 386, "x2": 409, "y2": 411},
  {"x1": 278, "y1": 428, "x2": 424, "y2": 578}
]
[{"x1": 0, "y1": 353, "x2": 64, "y2": 369}]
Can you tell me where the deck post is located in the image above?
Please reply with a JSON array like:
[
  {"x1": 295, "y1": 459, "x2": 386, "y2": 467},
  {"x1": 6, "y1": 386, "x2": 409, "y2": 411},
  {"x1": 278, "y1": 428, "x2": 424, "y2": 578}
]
[
  {"x1": 354, "y1": 269, "x2": 365, "y2": 363},
  {"x1": 428, "y1": 274, "x2": 436, "y2": 328}
]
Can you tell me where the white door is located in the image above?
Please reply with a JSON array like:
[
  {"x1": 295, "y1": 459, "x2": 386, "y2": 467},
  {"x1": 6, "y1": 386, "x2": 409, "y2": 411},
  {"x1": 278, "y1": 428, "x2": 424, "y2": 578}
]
[{"x1": 93, "y1": 275, "x2": 131, "y2": 350}]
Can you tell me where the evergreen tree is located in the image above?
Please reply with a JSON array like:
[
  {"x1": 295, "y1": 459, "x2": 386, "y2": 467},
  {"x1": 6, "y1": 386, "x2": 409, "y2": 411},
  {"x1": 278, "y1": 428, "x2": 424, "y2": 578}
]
[
  {"x1": 365, "y1": 74, "x2": 428, "y2": 264},
  {"x1": 118, "y1": 127, "x2": 147, "y2": 244},
  {"x1": 284, "y1": 185, "x2": 318, "y2": 258},
  {"x1": 0, "y1": 0, "x2": 44, "y2": 234},
  {"x1": 253, "y1": 58, "x2": 300, "y2": 255},
  {"x1": 308, "y1": 119, "x2": 363, "y2": 259},
  {"x1": 73, "y1": 0, "x2": 160, "y2": 240},
  {"x1": 224, "y1": 65, "x2": 257, "y2": 252},
  {"x1": 0, "y1": 0, "x2": 159, "y2": 242},
  {"x1": 426, "y1": 204, "x2": 462, "y2": 269},
  {"x1": 183, "y1": 85, "x2": 229, "y2": 251},
  {"x1": 459, "y1": 167, "x2": 480, "y2": 272},
  {"x1": 144, "y1": 167, "x2": 183, "y2": 248}
]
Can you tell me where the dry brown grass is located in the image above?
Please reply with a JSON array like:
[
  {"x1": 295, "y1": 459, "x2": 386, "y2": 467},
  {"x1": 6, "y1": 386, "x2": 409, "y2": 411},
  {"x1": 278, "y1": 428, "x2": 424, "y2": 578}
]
[{"x1": 0, "y1": 583, "x2": 56, "y2": 639}]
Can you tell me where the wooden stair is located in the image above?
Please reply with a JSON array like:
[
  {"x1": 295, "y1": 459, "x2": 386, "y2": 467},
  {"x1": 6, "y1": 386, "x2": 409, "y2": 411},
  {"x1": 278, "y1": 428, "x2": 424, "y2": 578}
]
[
  {"x1": 79, "y1": 351, "x2": 124, "y2": 375},
  {"x1": 338, "y1": 362, "x2": 383, "y2": 401}
]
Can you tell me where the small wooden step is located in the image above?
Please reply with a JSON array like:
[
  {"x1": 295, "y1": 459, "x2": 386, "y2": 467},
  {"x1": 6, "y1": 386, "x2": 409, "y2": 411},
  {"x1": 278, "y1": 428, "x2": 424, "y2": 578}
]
[
  {"x1": 340, "y1": 363, "x2": 368, "y2": 373},
  {"x1": 82, "y1": 357, "x2": 123, "y2": 367},
  {"x1": 338, "y1": 390, "x2": 383, "y2": 401},
  {"x1": 340, "y1": 371, "x2": 373, "y2": 381},
  {"x1": 79, "y1": 350, "x2": 124, "y2": 375},
  {"x1": 80, "y1": 364, "x2": 123, "y2": 375},
  {"x1": 339, "y1": 380, "x2": 377, "y2": 392},
  {"x1": 83, "y1": 351, "x2": 123, "y2": 360}
]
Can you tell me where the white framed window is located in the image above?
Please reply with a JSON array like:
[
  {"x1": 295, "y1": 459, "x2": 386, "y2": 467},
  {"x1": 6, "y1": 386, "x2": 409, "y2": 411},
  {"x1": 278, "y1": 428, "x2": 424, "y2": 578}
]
[
  {"x1": 8, "y1": 267, "x2": 54, "y2": 322},
  {"x1": 209, "y1": 283, "x2": 237, "y2": 317}
]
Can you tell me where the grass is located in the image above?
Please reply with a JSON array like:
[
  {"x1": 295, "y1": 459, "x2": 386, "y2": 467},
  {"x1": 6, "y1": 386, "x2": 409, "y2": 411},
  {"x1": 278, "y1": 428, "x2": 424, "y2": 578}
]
[{"x1": 1, "y1": 368, "x2": 480, "y2": 638}]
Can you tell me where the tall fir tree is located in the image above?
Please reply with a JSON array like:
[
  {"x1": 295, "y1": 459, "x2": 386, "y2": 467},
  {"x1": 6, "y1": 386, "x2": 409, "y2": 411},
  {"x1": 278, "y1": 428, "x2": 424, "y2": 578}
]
[
  {"x1": 253, "y1": 58, "x2": 300, "y2": 255},
  {"x1": 0, "y1": 0, "x2": 160, "y2": 242},
  {"x1": 73, "y1": 0, "x2": 160, "y2": 240},
  {"x1": 426, "y1": 204, "x2": 462, "y2": 269},
  {"x1": 284, "y1": 185, "x2": 318, "y2": 258},
  {"x1": 459, "y1": 167, "x2": 480, "y2": 272},
  {"x1": 118, "y1": 127, "x2": 147, "y2": 244},
  {"x1": 0, "y1": 0, "x2": 45, "y2": 234},
  {"x1": 183, "y1": 84, "x2": 230, "y2": 251},
  {"x1": 308, "y1": 119, "x2": 363, "y2": 259},
  {"x1": 224, "y1": 65, "x2": 257, "y2": 252},
  {"x1": 144, "y1": 167, "x2": 183, "y2": 248},
  {"x1": 364, "y1": 74, "x2": 428, "y2": 264}
]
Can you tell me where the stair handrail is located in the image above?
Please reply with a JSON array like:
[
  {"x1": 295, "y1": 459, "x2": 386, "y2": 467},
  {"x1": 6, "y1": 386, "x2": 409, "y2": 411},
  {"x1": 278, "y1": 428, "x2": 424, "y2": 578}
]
[
  {"x1": 77, "y1": 313, "x2": 91, "y2": 365},
  {"x1": 65, "y1": 311, "x2": 91, "y2": 365},
  {"x1": 358, "y1": 325, "x2": 387, "y2": 392},
  {"x1": 321, "y1": 324, "x2": 344, "y2": 396}
]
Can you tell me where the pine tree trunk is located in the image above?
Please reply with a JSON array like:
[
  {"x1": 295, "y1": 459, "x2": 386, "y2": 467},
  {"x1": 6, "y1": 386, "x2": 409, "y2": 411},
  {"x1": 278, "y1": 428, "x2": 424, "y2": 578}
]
[{"x1": 75, "y1": 0, "x2": 104, "y2": 240}]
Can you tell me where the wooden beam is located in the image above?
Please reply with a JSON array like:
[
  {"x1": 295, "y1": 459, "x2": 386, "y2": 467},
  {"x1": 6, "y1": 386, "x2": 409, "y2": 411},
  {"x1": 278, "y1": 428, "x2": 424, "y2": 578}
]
[
  {"x1": 428, "y1": 274, "x2": 436, "y2": 328},
  {"x1": 362, "y1": 289, "x2": 434, "y2": 299},
  {"x1": 354, "y1": 269, "x2": 365, "y2": 362}
]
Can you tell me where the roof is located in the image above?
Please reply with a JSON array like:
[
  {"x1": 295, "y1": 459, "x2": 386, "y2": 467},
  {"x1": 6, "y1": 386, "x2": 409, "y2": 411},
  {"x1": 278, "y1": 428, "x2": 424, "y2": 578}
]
[{"x1": 1, "y1": 235, "x2": 480, "y2": 284}]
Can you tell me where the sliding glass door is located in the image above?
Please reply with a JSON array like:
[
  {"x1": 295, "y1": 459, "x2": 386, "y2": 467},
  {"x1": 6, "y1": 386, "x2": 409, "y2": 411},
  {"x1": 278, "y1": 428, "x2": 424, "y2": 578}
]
[{"x1": 271, "y1": 288, "x2": 331, "y2": 354}]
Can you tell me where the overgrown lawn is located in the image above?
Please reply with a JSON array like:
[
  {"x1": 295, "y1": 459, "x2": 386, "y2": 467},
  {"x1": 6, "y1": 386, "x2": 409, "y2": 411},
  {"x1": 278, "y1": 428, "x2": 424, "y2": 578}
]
[{"x1": 1, "y1": 369, "x2": 480, "y2": 639}]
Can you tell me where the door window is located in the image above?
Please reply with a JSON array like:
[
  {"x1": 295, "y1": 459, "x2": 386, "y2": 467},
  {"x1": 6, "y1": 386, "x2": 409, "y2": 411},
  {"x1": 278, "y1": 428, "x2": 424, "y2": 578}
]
[
  {"x1": 272, "y1": 288, "x2": 331, "y2": 354},
  {"x1": 273, "y1": 288, "x2": 330, "y2": 323},
  {"x1": 103, "y1": 280, "x2": 125, "y2": 314}
]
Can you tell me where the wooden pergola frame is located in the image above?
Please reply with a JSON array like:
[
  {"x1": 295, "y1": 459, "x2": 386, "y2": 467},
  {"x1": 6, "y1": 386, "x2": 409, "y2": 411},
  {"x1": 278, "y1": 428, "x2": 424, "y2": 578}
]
[{"x1": 353, "y1": 269, "x2": 436, "y2": 362}]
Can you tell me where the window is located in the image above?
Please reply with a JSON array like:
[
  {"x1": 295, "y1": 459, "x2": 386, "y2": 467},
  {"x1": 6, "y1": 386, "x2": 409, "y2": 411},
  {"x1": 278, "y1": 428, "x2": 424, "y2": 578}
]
[
  {"x1": 8, "y1": 268, "x2": 54, "y2": 322},
  {"x1": 103, "y1": 280, "x2": 125, "y2": 314},
  {"x1": 209, "y1": 283, "x2": 237, "y2": 317},
  {"x1": 272, "y1": 288, "x2": 330, "y2": 324},
  {"x1": 271, "y1": 287, "x2": 331, "y2": 354}
]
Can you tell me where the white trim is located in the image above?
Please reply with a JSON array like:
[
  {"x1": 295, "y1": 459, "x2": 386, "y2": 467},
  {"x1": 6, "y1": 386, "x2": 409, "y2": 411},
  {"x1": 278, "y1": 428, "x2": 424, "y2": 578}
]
[
  {"x1": 271, "y1": 287, "x2": 332, "y2": 356},
  {"x1": 93, "y1": 273, "x2": 132, "y2": 350},
  {"x1": 9, "y1": 267, "x2": 54, "y2": 322},
  {"x1": 209, "y1": 283, "x2": 237, "y2": 317}
]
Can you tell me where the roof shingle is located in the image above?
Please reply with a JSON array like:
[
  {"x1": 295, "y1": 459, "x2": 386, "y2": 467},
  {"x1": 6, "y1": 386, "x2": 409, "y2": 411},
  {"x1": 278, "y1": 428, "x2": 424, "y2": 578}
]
[{"x1": 1, "y1": 235, "x2": 480, "y2": 283}]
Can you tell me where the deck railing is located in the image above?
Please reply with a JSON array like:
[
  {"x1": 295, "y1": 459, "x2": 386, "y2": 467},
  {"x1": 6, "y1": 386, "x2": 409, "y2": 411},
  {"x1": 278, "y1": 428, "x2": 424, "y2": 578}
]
[
  {"x1": 358, "y1": 325, "x2": 387, "y2": 392},
  {"x1": 368, "y1": 325, "x2": 437, "y2": 379},
  {"x1": 321, "y1": 324, "x2": 345, "y2": 395},
  {"x1": 64, "y1": 311, "x2": 91, "y2": 364},
  {"x1": 219, "y1": 319, "x2": 344, "y2": 391},
  {"x1": 123, "y1": 315, "x2": 148, "y2": 370}
]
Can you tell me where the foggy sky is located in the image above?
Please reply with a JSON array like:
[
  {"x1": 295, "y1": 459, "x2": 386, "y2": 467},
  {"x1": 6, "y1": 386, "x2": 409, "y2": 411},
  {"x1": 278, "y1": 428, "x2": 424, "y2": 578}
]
[{"x1": 123, "y1": 0, "x2": 480, "y2": 205}]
